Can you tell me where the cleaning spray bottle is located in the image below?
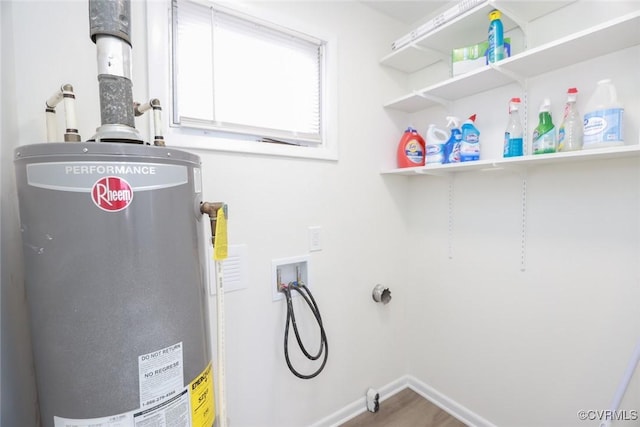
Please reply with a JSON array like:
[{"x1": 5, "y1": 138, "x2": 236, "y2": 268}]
[
  {"x1": 487, "y1": 10, "x2": 505, "y2": 63},
  {"x1": 425, "y1": 124, "x2": 450, "y2": 165},
  {"x1": 396, "y1": 126, "x2": 426, "y2": 168},
  {"x1": 558, "y1": 87, "x2": 583, "y2": 152},
  {"x1": 444, "y1": 116, "x2": 462, "y2": 164},
  {"x1": 532, "y1": 98, "x2": 556, "y2": 154},
  {"x1": 460, "y1": 114, "x2": 480, "y2": 162},
  {"x1": 504, "y1": 97, "x2": 524, "y2": 157}
]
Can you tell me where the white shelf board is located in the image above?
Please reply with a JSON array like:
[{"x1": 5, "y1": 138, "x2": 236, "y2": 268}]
[
  {"x1": 380, "y1": 45, "x2": 447, "y2": 75},
  {"x1": 384, "y1": 11, "x2": 640, "y2": 113},
  {"x1": 426, "y1": 65, "x2": 514, "y2": 102},
  {"x1": 383, "y1": 65, "x2": 515, "y2": 112},
  {"x1": 380, "y1": 0, "x2": 574, "y2": 74},
  {"x1": 381, "y1": 145, "x2": 640, "y2": 176},
  {"x1": 413, "y1": 3, "x2": 517, "y2": 54},
  {"x1": 383, "y1": 92, "x2": 439, "y2": 113},
  {"x1": 493, "y1": 1, "x2": 576, "y2": 25},
  {"x1": 499, "y1": 11, "x2": 640, "y2": 79},
  {"x1": 380, "y1": 2, "x2": 517, "y2": 73}
]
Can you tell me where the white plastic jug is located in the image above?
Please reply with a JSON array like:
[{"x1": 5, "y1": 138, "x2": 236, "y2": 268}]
[
  {"x1": 425, "y1": 124, "x2": 450, "y2": 165},
  {"x1": 583, "y1": 79, "x2": 624, "y2": 149}
]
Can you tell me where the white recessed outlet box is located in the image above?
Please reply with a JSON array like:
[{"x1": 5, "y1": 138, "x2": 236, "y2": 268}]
[{"x1": 272, "y1": 255, "x2": 310, "y2": 301}]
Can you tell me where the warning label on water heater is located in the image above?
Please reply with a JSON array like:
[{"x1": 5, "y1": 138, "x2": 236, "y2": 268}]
[
  {"x1": 54, "y1": 413, "x2": 134, "y2": 427},
  {"x1": 53, "y1": 343, "x2": 215, "y2": 427},
  {"x1": 189, "y1": 363, "x2": 215, "y2": 427},
  {"x1": 138, "y1": 342, "x2": 184, "y2": 409}
]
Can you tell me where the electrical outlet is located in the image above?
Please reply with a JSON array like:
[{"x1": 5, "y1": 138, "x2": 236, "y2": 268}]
[
  {"x1": 272, "y1": 255, "x2": 310, "y2": 301},
  {"x1": 308, "y1": 226, "x2": 322, "y2": 252}
]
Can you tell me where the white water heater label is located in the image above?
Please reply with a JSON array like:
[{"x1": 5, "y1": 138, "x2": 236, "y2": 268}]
[
  {"x1": 133, "y1": 389, "x2": 190, "y2": 426},
  {"x1": 54, "y1": 413, "x2": 134, "y2": 427},
  {"x1": 52, "y1": 365, "x2": 211, "y2": 427},
  {"x1": 138, "y1": 342, "x2": 184, "y2": 409},
  {"x1": 53, "y1": 390, "x2": 191, "y2": 427}
]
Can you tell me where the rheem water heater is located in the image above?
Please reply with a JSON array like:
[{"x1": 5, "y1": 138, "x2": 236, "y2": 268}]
[
  {"x1": 12, "y1": 0, "x2": 217, "y2": 425},
  {"x1": 14, "y1": 143, "x2": 215, "y2": 427}
]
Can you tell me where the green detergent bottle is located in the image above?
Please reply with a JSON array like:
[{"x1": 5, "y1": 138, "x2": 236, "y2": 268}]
[{"x1": 532, "y1": 98, "x2": 556, "y2": 154}]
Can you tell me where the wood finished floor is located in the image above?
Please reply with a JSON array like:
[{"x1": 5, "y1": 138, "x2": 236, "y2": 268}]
[{"x1": 339, "y1": 388, "x2": 467, "y2": 427}]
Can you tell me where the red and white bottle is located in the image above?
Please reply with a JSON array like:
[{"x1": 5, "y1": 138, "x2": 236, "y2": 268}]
[{"x1": 396, "y1": 127, "x2": 426, "y2": 168}]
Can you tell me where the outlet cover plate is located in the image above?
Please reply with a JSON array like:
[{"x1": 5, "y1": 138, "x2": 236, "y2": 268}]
[{"x1": 308, "y1": 226, "x2": 322, "y2": 252}]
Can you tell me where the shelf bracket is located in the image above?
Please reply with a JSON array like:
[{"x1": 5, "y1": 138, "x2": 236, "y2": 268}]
[
  {"x1": 491, "y1": 0, "x2": 531, "y2": 49},
  {"x1": 414, "y1": 90, "x2": 452, "y2": 109},
  {"x1": 416, "y1": 167, "x2": 452, "y2": 177},
  {"x1": 490, "y1": 63, "x2": 526, "y2": 89},
  {"x1": 447, "y1": 175, "x2": 455, "y2": 260},
  {"x1": 494, "y1": 163, "x2": 528, "y2": 176},
  {"x1": 478, "y1": 161, "x2": 529, "y2": 271},
  {"x1": 519, "y1": 172, "x2": 528, "y2": 272}
]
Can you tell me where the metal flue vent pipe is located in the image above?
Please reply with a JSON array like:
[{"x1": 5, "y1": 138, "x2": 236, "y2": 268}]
[{"x1": 89, "y1": 0, "x2": 143, "y2": 143}]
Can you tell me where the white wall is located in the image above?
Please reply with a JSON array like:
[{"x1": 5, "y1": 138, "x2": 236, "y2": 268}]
[
  {"x1": 189, "y1": 3, "x2": 410, "y2": 425},
  {"x1": 1, "y1": 1, "x2": 409, "y2": 426},
  {"x1": 403, "y1": 2, "x2": 640, "y2": 426},
  {"x1": 3, "y1": 1, "x2": 639, "y2": 427},
  {"x1": 1, "y1": 1, "x2": 39, "y2": 425}
]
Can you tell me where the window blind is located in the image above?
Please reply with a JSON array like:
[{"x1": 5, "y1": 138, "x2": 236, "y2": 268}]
[{"x1": 172, "y1": 0, "x2": 324, "y2": 145}]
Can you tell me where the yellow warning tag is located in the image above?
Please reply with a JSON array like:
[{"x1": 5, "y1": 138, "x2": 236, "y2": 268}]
[
  {"x1": 189, "y1": 362, "x2": 215, "y2": 427},
  {"x1": 213, "y1": 204, "x2": 228, "y2": 261}
]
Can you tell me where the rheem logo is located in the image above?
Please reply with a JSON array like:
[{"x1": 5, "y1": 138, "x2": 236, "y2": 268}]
[{"x1": 91, "y1": 176, "x2": 133, "y2": 212}]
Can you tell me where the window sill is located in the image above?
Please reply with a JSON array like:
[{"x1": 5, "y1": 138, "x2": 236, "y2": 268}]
[{"x1": 164, "y1": 129, "x2": 339, "y2": 161}]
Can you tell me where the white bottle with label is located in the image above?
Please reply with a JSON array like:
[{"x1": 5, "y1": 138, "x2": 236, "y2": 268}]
[
  {"x1": 583, "y1": 79, "x2": 624, "y2": 149},
  {"x1": 558, "y1": 88, "x2": 583, "y2": 152},
  {"x1": 425, "y1": 124, "x2": 450, "y2": 165}
]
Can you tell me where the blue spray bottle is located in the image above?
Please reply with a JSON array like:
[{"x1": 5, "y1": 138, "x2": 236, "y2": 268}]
[
  {"x1": 488, "y1": 9, "x2": 505, "y2": 63},
  {"x1": 444, "y1": 116, "x2": 462, "y2": 164},
  {"x1": 460, "y1": 114, "x2": 480, "y2": 162}
]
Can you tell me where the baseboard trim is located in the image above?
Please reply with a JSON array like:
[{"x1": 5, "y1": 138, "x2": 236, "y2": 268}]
[
  {"x1": 308, "y1": 376, "x2": 409, "y2": 427},
  {"x1": 405, "y1": 376, "x2": 497, "y2": 427},
  {"x1": 308, "y1": 375, "x2": 497, "y2": 427}
]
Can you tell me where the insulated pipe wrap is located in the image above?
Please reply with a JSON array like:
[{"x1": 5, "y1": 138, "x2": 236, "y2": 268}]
[
  {"x1": 96, "y1": 35, "x2": 132, "y2": 79},
  {"x1": 98, "y1": 75, "x2": 135, "y2": 128},
  {"x1": 89, "y1": 0, "x2": 131, "y2": 45}
]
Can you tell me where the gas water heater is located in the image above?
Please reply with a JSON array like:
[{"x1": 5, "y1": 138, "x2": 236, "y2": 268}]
[{"x1": 13, "y1": 1, "x2": 217, "y2": 426}]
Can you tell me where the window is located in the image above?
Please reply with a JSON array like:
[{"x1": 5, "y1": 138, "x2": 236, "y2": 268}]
[{"x1": 170, "y1": 0, "x2": 330, "y2": 151}]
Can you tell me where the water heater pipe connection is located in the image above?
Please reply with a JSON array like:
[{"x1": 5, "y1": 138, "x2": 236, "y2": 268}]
[
  {"x1": 134, "y1": 99, "x2": 165, "y2": 146},
  {"x1": 200, "y1": 201, "x2": 225, "y2": 246},
  {"x1": 89, "y1": 0, "x2": 143, "y2": 143},
  {"x1": 45, "y1": 84, "x2": 81, "y2": 142},
  {"x1": 200, "y1": 200, "x2": 229, "y2": 427}
]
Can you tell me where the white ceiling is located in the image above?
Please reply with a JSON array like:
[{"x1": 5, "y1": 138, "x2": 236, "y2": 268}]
[{"x1": 359, "y1": 1, "x2": 450, "y2": 24}]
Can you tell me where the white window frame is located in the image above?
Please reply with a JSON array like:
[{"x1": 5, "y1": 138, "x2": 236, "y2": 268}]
[{"x1": 146, "y1": 0, "x2": 338, "y2": 161}]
